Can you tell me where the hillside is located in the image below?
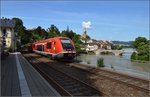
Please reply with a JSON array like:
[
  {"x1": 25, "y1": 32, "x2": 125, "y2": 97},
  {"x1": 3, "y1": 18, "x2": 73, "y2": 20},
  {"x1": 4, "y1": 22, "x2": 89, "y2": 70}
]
[{"x1": 112, "y1": 41, "x2": 133, "y2": 46}]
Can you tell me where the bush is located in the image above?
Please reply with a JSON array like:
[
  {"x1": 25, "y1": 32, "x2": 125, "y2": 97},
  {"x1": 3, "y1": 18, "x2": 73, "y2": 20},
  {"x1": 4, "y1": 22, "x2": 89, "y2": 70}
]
[
  {"x1": 97, "y1": 57, "x2": 104, "y2": 67},
  {"x1": 87, "y1": 60, "x2": 90, "y2": 64},
  {"x1": 131, "y1": 52, "x2": 137, "y2": 60},
  {"x1": 87, "y1": 51, "x2": 95, "y2": 55},
  {"x1": 76, "y1": 50, "x2": 87, "y2": 55}
]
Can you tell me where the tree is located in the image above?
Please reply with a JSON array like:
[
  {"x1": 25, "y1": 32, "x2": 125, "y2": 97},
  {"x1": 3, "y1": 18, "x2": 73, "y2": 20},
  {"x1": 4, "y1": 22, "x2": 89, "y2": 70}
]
[
  {"x1": 21, "y1": 30, "x2": 32, "y2": 44},
  {"x1": 47, "y1": 24, "x2": 60, "y2": 35},
  {"x1": 35, "y1": 26, "x2": 42, "y2": 36},
  {"x1": 12, "y1": 18, "x2": 32, "y2": 46},
  {"x1": 62, "y1": 30, "x2": 74, "y2": 39},
  {"x1": 137, "y1": 43, "x2": 149, "y2": 61},
  {"x1": 34, "y1": 26, "x2": 47, "y2": 39},
  {"x1": 132, "y1": 37, "x2": 148, "y2": 48},
  {"x1": 131, "y1": 37, "x2": 149, "y2": 61},
  {"x1": 86, "y1": 35, "x2": 91, "y2": 39},
  {"x1": 131, "y1": 52, "x2": 137, "y2": 60},
  {"x1": 12, "y1": 18, "x2": 26, "y2": 38}
]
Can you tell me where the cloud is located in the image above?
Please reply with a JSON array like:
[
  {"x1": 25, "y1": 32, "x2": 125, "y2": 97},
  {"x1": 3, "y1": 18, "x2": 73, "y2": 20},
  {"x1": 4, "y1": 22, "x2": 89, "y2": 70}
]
[{"x1": 82, "y1": 21, "x2": 91, "y2": 29}]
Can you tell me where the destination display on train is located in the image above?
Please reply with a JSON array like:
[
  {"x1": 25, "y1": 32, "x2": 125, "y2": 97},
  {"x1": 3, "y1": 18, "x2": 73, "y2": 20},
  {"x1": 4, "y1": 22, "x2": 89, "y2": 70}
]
[{"x1": 61, "y1": 39, "x2": 71, "y2": 43}]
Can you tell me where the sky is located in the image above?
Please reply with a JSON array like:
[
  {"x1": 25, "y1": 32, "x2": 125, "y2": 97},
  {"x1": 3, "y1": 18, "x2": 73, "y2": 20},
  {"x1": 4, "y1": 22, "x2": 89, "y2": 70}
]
[{"x1": 1, "y1": 0, "x2": 149, "y2": 41}]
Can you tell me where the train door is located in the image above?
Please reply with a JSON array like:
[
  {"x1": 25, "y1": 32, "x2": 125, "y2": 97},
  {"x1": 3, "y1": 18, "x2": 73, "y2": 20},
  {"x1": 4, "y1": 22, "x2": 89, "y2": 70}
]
[
  {"x1": 42, "y1": 45, "x2": 44, "y2": 51},
  {"x1": 32, "y1": 44, "x2": 35, "y2": 51},
  {"x1": 51, "y1": 40, "x2": 56, "y2": 54},
  {"x1": 46, "y1": 42, "x2": 52, "y2": 53}
]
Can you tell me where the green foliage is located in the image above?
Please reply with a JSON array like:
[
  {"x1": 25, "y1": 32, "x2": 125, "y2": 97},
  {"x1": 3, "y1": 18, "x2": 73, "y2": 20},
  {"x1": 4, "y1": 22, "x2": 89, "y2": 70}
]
[
  {"x1": 32, "y1": 34, "x2": 42, "y2": 41},
  {"x1": 35, "y1": 26, "x2": 47, "y2": 39},
  {"x1": 47, "y1": 24, "x2": 60, "y2": 34},
  {"x1": 12, "y1": 17, "x2": 32, "y2": 45},
  {"x1": 131, "y1": 37, "x2": 149, "y2": 61},
  {"x1": 86, "y1": 35, "x2": 91, "y2": 39},
  {"x1": 48, "y1": 32, "x2": 59, "y2": 38},
  {"x1": 87, "y1": 60, "x2": 91, "y2": 64},
  {"x1": 60, "y1": 33, "x2": 66, "y2": 37},
  {"x1": 11, "y1": 17, "x2": 88, "y2": 54},
  {"x1": 97, "y1": 57, "x2": 105, "y2": 67},
  {"x1": 12, "y1": 18, "x2": 25, "y2": 37},
  {"x1": 62, "y1": 30, "x2": 75, "y2": 39},
  {"x1": 87, "y1": 51, "x2": 95, "y2": 55},
  {"x1": 111, "y1": 45, "x2": 123, "y2": 50},
  {"x1": 132, "y1": 37, "x2": 148, "y2": 49},
  {"x1": 22, "y1": 30, "x2": 32, "y2": 44},
  {"x1": 100, "y1": 51, "x2": 113, "y2": 55},
  {"x1": 137, "y1": 44, "x2": 149, "y2": 61},
  {"x1": 131, "y1": 52, "x2": 137, "y2": 60}
]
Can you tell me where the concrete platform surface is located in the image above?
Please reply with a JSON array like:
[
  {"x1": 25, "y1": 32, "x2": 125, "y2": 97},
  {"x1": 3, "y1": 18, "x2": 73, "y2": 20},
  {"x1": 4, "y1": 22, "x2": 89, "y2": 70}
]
[{"x1": 1, "y1": 52, "x2": 60, "y2": 96}]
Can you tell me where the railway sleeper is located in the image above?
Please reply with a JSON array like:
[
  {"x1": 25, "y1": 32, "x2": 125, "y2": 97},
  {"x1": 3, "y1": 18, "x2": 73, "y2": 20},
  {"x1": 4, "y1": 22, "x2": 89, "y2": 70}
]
[
  {"x1": 60, "y1": 81, "x2": 77, "y2": 86},
  {"x1": 71, "y1": 90, "x2": 96, "y2": 96},
  {"x1": 67, "y1": 88, "x2": 85, "y2": 94},
  {"x1": 81, "y1": 90, "x2": 95, "y2": 96},
  {"x1": 63, "y1": 84, "x2": 81, "y2": 88},
  {"x1": 71, "y1": 92, "x2": 85, "y2": 96},
  {"x1": 64, "y1": 85, "x2": 86, "y2": 91}
]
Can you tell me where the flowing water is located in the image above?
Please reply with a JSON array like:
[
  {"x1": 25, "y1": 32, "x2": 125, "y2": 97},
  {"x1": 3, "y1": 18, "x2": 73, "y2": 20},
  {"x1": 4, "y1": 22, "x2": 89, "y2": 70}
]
[{"x1": 76, "y1": 48, "x2": 150, "y2": 79}]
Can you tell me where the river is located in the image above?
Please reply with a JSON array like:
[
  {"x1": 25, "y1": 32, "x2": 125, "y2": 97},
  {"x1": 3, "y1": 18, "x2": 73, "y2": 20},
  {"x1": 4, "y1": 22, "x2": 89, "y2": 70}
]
[{"x1": 76, "y1": 48, "x2": 150, "y2": 79}]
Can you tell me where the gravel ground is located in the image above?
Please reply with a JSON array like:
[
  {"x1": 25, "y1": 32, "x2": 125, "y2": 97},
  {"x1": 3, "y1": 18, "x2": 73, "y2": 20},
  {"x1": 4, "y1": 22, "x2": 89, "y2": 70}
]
[{"x1": 24, "y1": 53, "x2": 150, "y2": 96}]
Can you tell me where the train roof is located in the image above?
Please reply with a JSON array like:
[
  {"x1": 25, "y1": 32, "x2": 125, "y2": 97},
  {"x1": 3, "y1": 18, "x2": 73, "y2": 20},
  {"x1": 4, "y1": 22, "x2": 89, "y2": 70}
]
[{"x1": 33, "y1": 37, "x2": 70, "y2": 44}]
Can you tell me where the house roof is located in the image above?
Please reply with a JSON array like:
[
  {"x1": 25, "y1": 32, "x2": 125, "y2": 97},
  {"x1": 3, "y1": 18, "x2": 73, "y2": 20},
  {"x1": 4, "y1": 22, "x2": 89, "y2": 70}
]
[
  {"x1": 0, "y1": 19, "x2": 15, "y2": 28},
  {"x1": 88, "y1": 43, "x2": 98, "y2": 46}
]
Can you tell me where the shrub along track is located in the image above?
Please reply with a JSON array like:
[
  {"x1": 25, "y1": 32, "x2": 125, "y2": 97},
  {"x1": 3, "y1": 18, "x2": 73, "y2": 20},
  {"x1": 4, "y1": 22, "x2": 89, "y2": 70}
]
[{"x1": 23, "y1": 53, "x2": 150, "y2": 96}]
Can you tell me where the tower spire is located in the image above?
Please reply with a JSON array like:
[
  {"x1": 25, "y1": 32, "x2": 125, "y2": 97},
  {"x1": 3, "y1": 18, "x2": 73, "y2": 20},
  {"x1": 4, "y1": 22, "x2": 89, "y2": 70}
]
[{"x1": 67, "y1": 26, "x2": 69, "y2": 32}]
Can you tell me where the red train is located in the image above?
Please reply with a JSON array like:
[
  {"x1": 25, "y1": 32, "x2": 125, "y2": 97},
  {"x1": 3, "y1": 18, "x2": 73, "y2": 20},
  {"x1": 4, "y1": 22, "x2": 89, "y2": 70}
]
[{"x1": 32, "y1": 37, "x2": 76, "y2": 60}]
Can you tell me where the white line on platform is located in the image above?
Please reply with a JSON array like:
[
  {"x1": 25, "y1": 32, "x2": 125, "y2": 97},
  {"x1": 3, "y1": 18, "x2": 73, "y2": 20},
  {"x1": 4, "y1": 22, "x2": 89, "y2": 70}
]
[{"x1": 15, "y1": 52, "x2": 31, "y2": 96}]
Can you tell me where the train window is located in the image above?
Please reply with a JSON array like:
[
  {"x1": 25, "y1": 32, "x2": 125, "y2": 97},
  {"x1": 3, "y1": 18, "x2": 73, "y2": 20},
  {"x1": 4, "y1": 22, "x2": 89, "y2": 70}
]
[
  {"x1": 36, "y1": 45, "x2": 42, "y2": 51},
  {"x1": 54, "y1": 42, "x2": 56, "y2": 45},
  {"x1": 47, "y1": 42, "x2": 51, "y2": 49},
  {"x1": 61, "y1": 39, "x2": 71, "y2": 43},
  {"x1": 60, "y1": 39, "x2": 74, "y2": 50},
  {"x1": 3, "y1": 42, "x2": 6, "y2": 47}
]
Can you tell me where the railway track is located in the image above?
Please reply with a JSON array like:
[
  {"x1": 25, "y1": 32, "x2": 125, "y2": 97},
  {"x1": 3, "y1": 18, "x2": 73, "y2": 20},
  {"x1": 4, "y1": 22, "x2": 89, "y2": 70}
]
[
  {"x1": 71, "y1": 63, "x2": 150, "y2": 94},
  {"x1": 25, "y1": 56, "x2": 103, "y2": 96},
  {"x1": 23, "y1": 53, "x2": 150, "y2": 96}
]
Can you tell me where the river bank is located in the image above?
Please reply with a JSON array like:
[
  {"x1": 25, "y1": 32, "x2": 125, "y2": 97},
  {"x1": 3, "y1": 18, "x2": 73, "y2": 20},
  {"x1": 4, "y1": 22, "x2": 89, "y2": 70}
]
[{"x1": 75, "y1": 48, "x2": 150, "y2": 79}]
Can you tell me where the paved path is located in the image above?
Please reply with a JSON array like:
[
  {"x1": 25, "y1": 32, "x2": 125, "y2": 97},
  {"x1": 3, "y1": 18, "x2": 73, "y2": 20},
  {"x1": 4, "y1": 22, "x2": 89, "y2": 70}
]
[{"x1": 1, "y1": 52, "x2": 60, "y2": 96}]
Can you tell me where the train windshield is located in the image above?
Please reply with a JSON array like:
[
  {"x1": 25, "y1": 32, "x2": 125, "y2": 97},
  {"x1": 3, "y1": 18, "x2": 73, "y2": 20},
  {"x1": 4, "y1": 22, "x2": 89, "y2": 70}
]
[{"x1": 61, "y1": 39, "x2": 74, "y2": 50}]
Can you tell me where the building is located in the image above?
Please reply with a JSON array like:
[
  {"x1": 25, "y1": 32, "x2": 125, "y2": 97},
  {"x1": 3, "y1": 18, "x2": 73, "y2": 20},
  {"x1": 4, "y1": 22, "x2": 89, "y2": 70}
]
[
  {"x1": 81, "y1": 31, "x2": 87, "y2": 39},
  {"x1": 98, "y1": 40, "x2": 112, "y2": 50},
  {"x1": 87, "y1": 39, "x2": 97, "y2": 43},
  {"x1": 0, "y1": 18, "x2": 16, "y2": 52},
  {"x1": 86, "y1": 43, "x2": 99, "y2": 51}
]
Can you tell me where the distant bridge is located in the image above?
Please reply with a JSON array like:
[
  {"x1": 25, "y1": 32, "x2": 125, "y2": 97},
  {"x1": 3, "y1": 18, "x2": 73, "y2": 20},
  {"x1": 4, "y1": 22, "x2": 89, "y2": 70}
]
[
  {"x1": 94, "y1": 49, "x2": 124, "y2": 56},
  {"x1": 122, "y1": 50, "x2": 136, "y2": 53}
]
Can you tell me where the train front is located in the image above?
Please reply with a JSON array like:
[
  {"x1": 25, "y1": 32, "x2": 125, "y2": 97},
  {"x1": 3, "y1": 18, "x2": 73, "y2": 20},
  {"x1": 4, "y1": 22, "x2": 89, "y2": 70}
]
[{"x1": 59, "y1": 38, "x2": 76, "y2": 60}]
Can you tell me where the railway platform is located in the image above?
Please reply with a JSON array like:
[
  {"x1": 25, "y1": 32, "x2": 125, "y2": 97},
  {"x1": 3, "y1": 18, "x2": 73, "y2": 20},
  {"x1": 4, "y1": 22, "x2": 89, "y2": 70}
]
[{"x1": 1, "y1": 52, "x2": 60, "y2": 96}]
